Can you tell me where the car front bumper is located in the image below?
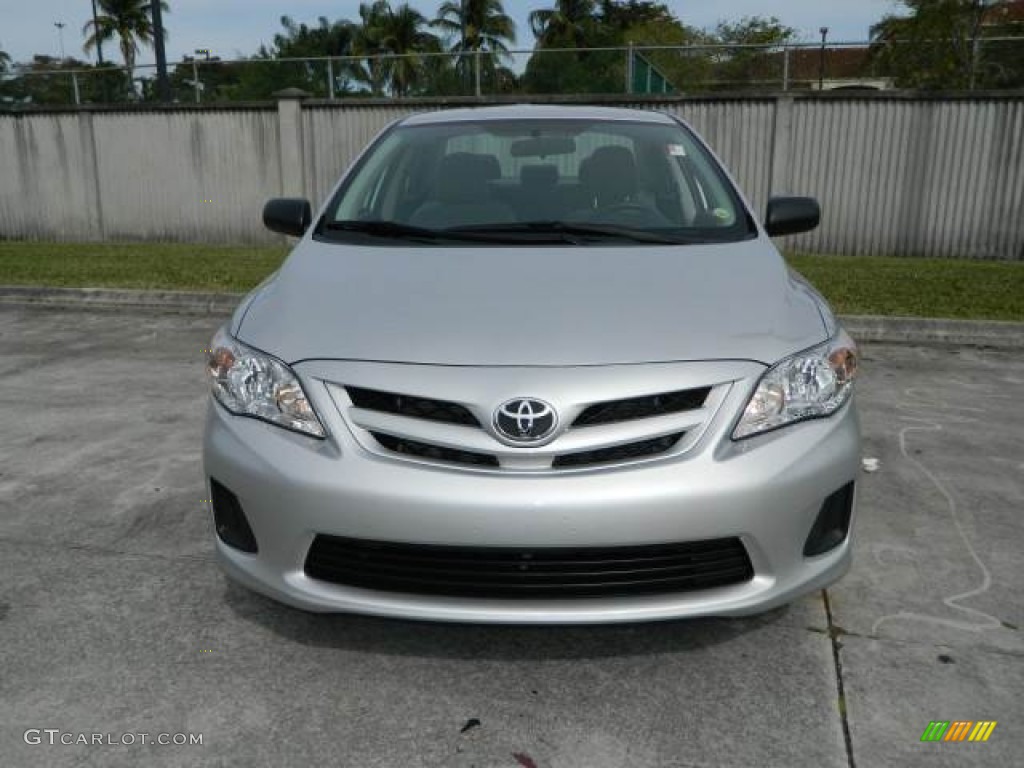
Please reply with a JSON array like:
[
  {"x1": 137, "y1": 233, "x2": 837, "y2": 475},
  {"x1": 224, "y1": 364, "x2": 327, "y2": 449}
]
[{"x1": 202, "y1": 379, "x2": 861, "y2": 624}]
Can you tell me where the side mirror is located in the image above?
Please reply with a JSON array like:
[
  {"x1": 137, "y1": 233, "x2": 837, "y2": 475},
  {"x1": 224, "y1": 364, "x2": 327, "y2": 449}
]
[
  {"x1": 764, "y1": 196, "x2": 820, "y2": 237},
  {"x1": 263, "y1": 198, "x2": 312, "y2": 237}
]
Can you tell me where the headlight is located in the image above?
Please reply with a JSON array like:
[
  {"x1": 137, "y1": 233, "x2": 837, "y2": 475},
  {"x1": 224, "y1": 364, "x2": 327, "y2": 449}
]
[
  {"x1": 733, "y1": 331, "x2": 858, "y2": 440},
  {"x1": 206, "y1": 327, "x2": 325, "y2": 438}
]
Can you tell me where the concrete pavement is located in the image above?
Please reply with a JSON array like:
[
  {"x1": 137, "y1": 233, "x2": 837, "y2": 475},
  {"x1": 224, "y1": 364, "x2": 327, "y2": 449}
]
[{"x1": 0, "y1": 305, "x2": 1021, "y2": 767}]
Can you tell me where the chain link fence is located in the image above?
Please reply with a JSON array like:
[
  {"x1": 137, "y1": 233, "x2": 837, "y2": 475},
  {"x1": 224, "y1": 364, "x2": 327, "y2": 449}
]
[{"x1": 3, "y1": 38, "x2": 1023, "y2": 107}]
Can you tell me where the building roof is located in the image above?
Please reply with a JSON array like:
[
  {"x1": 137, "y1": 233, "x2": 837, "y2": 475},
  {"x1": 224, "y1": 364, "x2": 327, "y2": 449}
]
[
  {"x1": 785, "y1": 47, "x2": 873, "y2": 81},
  {"x1": 985, "y1": 0, "x2": 1024, "y2": 25}
]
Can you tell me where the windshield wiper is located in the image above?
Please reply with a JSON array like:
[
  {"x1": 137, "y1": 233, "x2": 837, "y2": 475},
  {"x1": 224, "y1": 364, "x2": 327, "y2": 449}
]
[
  {"x1": 322, "y1": 219, "x2": 702, "y2": 245},
  {"x1": 449, "y1": 221, "x2": 696, "y2": 245},
  {"x1": 322, "y1": 219, "x2": 447, "y2": 242},
  {"x1": 321, "y1": 219, "x2": 537, "y2": 244}
]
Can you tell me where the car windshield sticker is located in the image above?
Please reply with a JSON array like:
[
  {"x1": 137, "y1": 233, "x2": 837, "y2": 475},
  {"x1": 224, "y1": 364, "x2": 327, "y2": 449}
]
[{"x1": 667, "y1": 144, "x2": 687, "y2": 156}]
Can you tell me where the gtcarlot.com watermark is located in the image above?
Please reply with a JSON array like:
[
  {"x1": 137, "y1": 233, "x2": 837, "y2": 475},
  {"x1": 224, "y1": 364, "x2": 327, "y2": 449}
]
[{"x1": 24, "y1": 729, "x2": 203, "y2": 747}]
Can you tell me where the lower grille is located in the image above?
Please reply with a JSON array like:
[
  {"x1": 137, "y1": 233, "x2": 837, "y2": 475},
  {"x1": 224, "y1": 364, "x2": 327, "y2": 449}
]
[
  {"x1": 371, "y1": 432, "x2": 499, "y2": 467},
  {"x1": 371, "y1": 432, "x2": 684, "y2": 470},
  {"x1": 553, "y1": 433, "x2": 684, "y2": 468},
  {"x1": 304, "y1": 535, "x2": 754, "y2": 598}
]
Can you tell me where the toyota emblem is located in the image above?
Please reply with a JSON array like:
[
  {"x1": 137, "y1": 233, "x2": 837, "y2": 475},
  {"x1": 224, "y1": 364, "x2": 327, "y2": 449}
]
[{"x1": 493, "y1": 398, "x2": 558, "y2": 444}]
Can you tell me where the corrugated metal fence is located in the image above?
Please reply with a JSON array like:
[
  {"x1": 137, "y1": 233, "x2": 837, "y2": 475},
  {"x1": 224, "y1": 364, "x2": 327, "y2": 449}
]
[{"x1": 1, "y1": 95, "x2": 1022, "y2": 258}]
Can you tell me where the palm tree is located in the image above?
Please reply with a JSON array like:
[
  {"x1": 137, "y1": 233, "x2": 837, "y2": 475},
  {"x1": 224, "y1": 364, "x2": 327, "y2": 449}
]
[
  {"x1": 432, "y1": 0, "x2": 515, "y2": 91},
  {"x1": 82, "y1": 0, "x2": 168, "y2": 89},
  {"x1": 432, "y1": 0, "x2": 516, "y2": 56},
  {"x1": 353, "y1": 1, "x2": 392, "y2": 95},
  {"x1": 354, "y1": 2, "x2": 440, "y2": 97},
  {"x1": 375, "y1": 4, "x2": 441, "y2": 96},
  {"x1": 529, "y1": 0, "x2": 595, "y2": 49},
  {"x1": 273, "y1": 15, "x2": 357, "y2": 58}
]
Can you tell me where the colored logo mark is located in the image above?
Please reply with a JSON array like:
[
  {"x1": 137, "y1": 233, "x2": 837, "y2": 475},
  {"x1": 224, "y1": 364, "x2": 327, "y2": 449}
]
[{"x1": 921, "y1": 721, "x2": 997, "y2": 742}]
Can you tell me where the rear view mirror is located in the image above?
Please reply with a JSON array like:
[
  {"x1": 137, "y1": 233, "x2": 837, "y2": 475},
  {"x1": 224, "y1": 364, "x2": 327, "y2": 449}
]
[
  {"x1": 764, "y1": 196, "x2": 820, "y2": 237},
  {"x1": 510, "y1": 136, "x2": 576, "y2": 158},
  {"x1": 263, "y1": 198, "x2": 312, "y2": 237}
]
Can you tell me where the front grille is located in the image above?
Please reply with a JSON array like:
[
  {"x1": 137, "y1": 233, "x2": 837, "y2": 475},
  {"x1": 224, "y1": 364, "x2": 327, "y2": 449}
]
[
  {"x1": 573, "y1": 387, "x2": 711, "y2": 427},
  {"x1": 342, "y1": 380, "x2": 722, "y2": 472},
  {"x1": 371, "y1": 432, "x2": 499, "y2": 467},
  {"x1": 304, "y1": 535, "x2": 754, "y2": 598},
  {"x1": 553, "y1": 433, "x2": 684, "y2": 468},
  {"x1": 347, "y1": 386, "x2": 479, "y2": 426}
]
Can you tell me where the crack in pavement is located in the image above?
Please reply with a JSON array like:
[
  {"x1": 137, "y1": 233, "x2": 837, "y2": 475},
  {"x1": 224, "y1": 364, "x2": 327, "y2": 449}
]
[{"x1": 824, "y1": 589, "x2": 857, "y2": 768}]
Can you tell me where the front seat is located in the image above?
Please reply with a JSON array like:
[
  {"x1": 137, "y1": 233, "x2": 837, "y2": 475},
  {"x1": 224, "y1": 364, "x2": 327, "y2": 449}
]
[
  {"x1": 580, "y1": 146, "x2": 638, "y2": 207},
  {"x1": 409, "y1": 153, "x2": 514, "y2": 229},
  {"x1": 574, "y1": 146, "x2": 673, "y2": 226}
]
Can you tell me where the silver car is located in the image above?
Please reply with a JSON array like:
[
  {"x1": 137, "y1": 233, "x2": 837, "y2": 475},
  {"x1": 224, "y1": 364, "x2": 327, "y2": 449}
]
[{"x1": 203, "y1": 105, "x2": 860, "y2": 623}]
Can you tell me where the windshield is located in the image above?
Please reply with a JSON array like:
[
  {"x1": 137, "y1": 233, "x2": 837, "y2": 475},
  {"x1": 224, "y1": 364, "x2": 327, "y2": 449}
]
[{"x1": 317, "y1": 117, "x2": 756, "y2": 246}]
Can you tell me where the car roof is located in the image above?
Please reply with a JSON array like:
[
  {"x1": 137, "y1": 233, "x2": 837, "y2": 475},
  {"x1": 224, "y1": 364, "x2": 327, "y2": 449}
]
[{"x1": 399, "y1": 104, "x2": 678, "y2": 127}]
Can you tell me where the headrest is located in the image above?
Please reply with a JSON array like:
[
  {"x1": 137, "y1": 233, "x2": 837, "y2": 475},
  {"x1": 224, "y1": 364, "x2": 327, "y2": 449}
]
[
  {"x1": 435, "y1": 153, "x2": 500, "y2": 204},
  {"x1": 477, "y1": 153, "x2": 501, "y2": 180},
  {"x1": 580, "y1": 146, "x2": 637, "y2": 204}
]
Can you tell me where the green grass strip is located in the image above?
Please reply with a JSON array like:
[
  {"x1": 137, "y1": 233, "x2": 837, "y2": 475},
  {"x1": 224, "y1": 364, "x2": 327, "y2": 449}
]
[
  {"x1": 0, "y1": 241, "x2": 288, "y2": 294},
  {"x1": 787, "y1": 253, "x2": 1024, "y2": 322},
  {"x1": 1, "y1": 242, "x2": 1022, "y2": 321}
]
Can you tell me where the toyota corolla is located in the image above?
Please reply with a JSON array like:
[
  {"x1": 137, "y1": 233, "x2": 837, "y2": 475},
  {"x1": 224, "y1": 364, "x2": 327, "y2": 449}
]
[{"x1": 203, "y1": 105, "x2": 860, "y2": 623}]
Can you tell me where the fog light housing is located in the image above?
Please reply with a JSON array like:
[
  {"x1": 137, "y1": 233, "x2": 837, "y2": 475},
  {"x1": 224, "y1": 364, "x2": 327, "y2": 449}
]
[
  {"x1": 803, "y1": 482, "x2": 854, "y2": 557},
  {"x1": 210, "y1": 478, "x2": 258, "y2": 553}
]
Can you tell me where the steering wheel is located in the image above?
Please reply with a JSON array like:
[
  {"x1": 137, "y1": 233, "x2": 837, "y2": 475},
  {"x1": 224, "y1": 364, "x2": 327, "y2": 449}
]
[
  {"x1": 604, "y1": 202, "x2": 651, "y2": 216},
  {"x1": 596, "y1": 201, "x2": 673, "y2": 228}
]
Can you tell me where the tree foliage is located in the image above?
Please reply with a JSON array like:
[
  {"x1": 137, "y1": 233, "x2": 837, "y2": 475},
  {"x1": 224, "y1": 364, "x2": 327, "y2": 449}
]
[
  {"x1": 365, "y1": 3, "x2": 442, "y2": 96},
  {"x1": 3, "y1": 0, "x2": 1021, "y2": 105},
  {"x1": 709, "y1": 16, "x2": 797, "y2": 88},
  {"x1": 523, "y1": 1, "x2": 677, "y2": 93},
  {"x1": 192, "y1": 7, "x2": 444, "y2": 101},
  {"x1": 272, "y1": 15, "x2": 357, "y2": 59},
  {"x1": 83, "y1": 0, "x2": 169, "y2": 93},
  {"x1": 529, "y1": 0, "x2": 596, "y2": 48},
  {"x1": 622, "y1": 19, "x2": 710, "y2": 91},
  {"x1": 524, "y1": 5, "x2": 797, "y2": 93},
  {"x1": 871, "y1": 0, "x2": 1023, "y2": 89},
  {"x1": 0, "y1": 56, "x2": 125, "y2": 105},
  {"x1": 432, "y1": 0, "x2": 517, "y2": 53},
  {"x1": 598, "y1": 0, "x2": 676, "y2": 31},
  {"x1": 432, "y1": 0, "x2": 517, "y2": 91}
]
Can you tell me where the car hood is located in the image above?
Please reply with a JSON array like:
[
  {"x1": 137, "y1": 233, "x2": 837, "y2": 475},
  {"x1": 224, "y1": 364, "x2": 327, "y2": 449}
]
[{"x1": 235, "y1": 238, "x2": 828, "y2": 367}]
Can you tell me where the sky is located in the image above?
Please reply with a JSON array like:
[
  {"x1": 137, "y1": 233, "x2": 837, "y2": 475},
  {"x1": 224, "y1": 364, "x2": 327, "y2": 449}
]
[{"x1": 0, "y1": 0, "x2": 906, "y2": 67}]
